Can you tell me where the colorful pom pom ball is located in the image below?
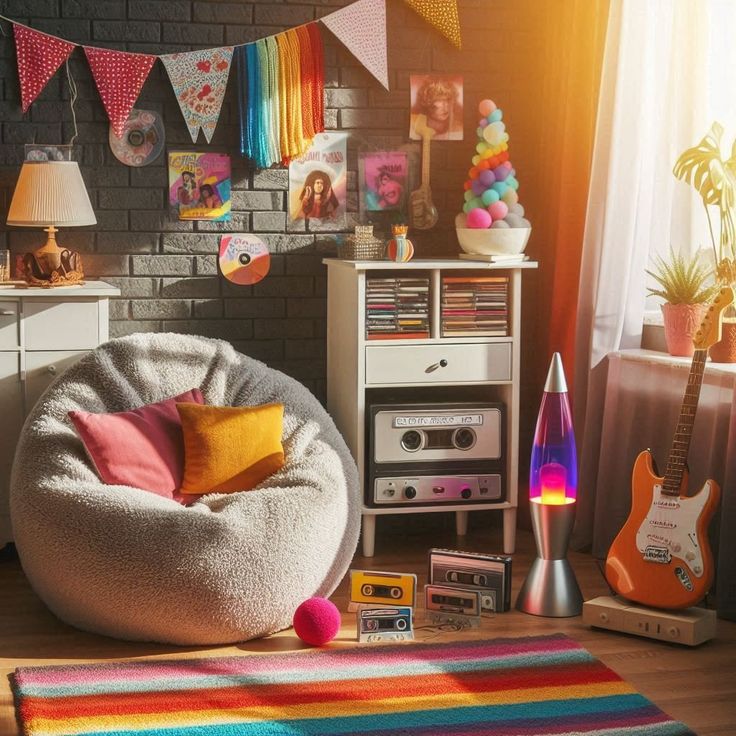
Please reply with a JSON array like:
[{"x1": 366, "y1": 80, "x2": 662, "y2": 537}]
[
  {"x1": 481, "y1": 188, "x2": 500, "y2": 206},
  {"x1": 293, "y1": 597, "x2": 341, "y2": 646},
  {"x1": 466, "y1": 207, "x2": 493, "y2": 229},
  {"x1": 478, "y1": 169, "x2": 496, "y2": 188},
  {"x1": 488, "y1": 109, "x2": 503, "y2": 123},
  {"x1": 471, "y1": 179, "x2": 486, "y2": 196},
  {"x1": 488, "y1": 200, "x2": 509, "y2": 221},
  {"x1": 478, "y1": 99, "x2": 497, "y2": 117}
]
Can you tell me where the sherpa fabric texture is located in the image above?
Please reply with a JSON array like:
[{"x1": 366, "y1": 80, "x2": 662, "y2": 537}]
[{"x1": 10, "y1": 333, "x2": 360, "y2": 646}]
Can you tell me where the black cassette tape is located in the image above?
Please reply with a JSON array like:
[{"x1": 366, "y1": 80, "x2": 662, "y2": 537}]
[{"x1": 429, "y1": 548, "x2": 512, "y2": 613}]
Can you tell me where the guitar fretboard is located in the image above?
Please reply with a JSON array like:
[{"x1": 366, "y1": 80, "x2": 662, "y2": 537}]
[{"x1": 662, "y1": 348, "x2": 708, "y2": 495}]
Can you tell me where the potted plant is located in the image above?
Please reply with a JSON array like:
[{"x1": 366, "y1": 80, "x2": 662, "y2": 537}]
[
  {"x1": 674, "y1": 122, "x2": 736, "y2": 360},
  {"x1": 647, "y1": 249, "x2": 718, "y2": 357}
]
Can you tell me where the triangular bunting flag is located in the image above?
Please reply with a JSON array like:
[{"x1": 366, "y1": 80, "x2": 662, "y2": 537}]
[
  {"x1": 321, "y1": 0, "x2": 389, "y2": 90},
  {"x1": 404, "y1": 0, "x2": 462, "y2": 49},
  {"x1": 84, "y1": 46, "x2": 156, "y2": 138},
  {"x1": 161, "y1": 47, "x2": 234, "y2": 144},
  {"x1": 13, "y1": 23, "x2": 76, "y2": 113}
]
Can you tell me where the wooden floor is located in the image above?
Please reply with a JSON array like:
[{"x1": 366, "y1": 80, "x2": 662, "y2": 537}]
[{"x1": 2, "y1": 516, "x2": 735, "y2": 735}]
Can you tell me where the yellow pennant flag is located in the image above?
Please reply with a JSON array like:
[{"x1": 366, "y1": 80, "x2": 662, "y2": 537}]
[{"x1": 403, "y1": 0, "x2": 462, "y2": 49}]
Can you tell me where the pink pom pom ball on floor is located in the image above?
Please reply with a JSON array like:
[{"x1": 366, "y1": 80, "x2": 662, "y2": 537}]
[{"x1": 293, "y1": 597, "x2": 341, "y2": 646}]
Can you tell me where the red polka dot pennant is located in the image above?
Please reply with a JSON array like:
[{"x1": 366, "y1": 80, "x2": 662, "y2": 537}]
[
  {"x1": 13, "y1": 23, "x2": 76, "y2": 113},
  {"x1": 83, "y1": 46, "x2": 156, "y2": 139}
]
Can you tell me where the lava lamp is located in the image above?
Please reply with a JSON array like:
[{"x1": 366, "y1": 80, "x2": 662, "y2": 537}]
[{"x1": 516, "y1": 353, "x2": 583, "y2": 617}]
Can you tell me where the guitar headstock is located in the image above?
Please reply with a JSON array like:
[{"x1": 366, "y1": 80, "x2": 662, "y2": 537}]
[
  {"x1": 413, "y1": 115, "x2": 436, "y2": 141},
  {"x1": 694, "y1": 286, "x2": 736, "y2": 349}
]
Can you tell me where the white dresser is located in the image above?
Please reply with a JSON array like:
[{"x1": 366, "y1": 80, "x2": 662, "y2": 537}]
[
  {"x1": 0, "y1": 281, "x2": 120, "y2": 547},
  {"x1": 324, "y1": 258, "x2": 537, "y2": 557}
]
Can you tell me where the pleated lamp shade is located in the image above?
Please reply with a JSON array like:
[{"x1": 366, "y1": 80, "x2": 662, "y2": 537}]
[{"x1": 7, "y1": 161, "x2": 96, "y2": 227}]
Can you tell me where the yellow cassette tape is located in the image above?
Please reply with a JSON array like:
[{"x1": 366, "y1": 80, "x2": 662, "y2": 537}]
[{"x1": 350, "y1": 570, "x2": 417, "y2": 607}]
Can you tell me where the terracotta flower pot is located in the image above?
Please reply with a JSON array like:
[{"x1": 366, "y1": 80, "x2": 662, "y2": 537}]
[
  {"x1": 661, "y1": 303, "x2": 708, "y2": 357},
  {"x1": 709, "y1": 319, "x2": 736, "y2": 363}
]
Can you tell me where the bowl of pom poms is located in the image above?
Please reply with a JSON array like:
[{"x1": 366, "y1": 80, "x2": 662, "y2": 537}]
[{"x1": 456, "y1": 98, "x2": 531, "y2": 256}]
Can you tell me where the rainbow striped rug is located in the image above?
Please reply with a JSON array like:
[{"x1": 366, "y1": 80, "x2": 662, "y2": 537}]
[{"x1": 13, "y1": 634, "x2": 693, "y2": 735}]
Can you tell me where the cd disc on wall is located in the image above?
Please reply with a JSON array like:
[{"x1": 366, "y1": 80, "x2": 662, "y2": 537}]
[
  {"x1": 109, "y1": 108, "x2": 165, "y2": 167},
  {"x1": 219, "y1": 234, "x2": 270, "y2": 285}
]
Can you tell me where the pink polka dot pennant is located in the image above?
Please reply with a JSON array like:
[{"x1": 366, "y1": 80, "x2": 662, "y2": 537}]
[
  {"x1": 13, "y1": 23, "x2": 77, "y2": 113},
  {"x1": 83, "y1": 46, "x2": 156, "y2": 139}
]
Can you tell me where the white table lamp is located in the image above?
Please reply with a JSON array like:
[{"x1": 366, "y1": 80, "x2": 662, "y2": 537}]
[{"x1": 6, "y1": 161, "x2": 96, "y2": 286}]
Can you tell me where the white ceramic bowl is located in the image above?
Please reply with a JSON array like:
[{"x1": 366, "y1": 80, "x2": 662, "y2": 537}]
[{"x1": 455, "y1": 213, "x2": 531, "y2": 256}]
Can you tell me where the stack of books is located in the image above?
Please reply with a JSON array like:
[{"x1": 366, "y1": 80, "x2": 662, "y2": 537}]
[
  {"x1": 366, "y1": 277, "x2": 430, "y2": 340},
  {"x1": 441, "y1": 276, "x2": 509, "y2": 337}
]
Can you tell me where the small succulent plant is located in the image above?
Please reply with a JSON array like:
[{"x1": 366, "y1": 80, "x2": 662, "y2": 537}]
[{"x1": 646, "y1": 249, "x2": 718, "y2": 305}]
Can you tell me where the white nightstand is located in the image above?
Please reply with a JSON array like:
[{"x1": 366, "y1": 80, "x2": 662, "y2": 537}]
[
  {"x1": 0, "y1": 280, "x2": 120, "y2": 547},
  {"x1": 324, "y1": 258, "x2": 537, "y2": 557}
]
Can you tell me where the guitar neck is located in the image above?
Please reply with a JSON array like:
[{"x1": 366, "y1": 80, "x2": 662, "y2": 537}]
[
  {"x1": 662, "y1": 348, "x2": 708, "y2": 495},
  {"x1": 421, "y1": 132, "x2": 431, "y2": 188}
]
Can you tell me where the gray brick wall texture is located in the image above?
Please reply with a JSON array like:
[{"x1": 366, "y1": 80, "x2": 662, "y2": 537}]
[{"x1": 0, "y1": 0, "x2": 515, "y2": 403}]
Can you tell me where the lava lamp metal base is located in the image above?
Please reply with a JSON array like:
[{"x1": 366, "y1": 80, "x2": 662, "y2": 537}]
[{"x1": 516, "y1": 500, "x2": 583, "y2": 617}]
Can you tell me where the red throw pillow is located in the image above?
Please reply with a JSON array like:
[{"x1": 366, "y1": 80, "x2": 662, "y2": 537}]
[{"x1": 69, "y1": 389, "x2": 205, "y2": 503}]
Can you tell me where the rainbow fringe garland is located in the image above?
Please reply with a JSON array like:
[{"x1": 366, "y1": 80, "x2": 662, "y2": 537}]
[
  {"x1": 237, "y1": 22, "x2": 325, "y2": 167},
  {"x1": 13, "y1": 634, "x2": 694, "y2": 735}
]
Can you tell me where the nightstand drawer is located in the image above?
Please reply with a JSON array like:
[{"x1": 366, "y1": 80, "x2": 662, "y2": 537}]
[
  {"x1": 0, "y1": 301, "x2": 19, "y2": 350},
  {"x1": 24, "y1": 299, "x2": 100, "y2": 350},
  {"x1": 365, "y1": 342, "x2": 512, "y2": 385}
]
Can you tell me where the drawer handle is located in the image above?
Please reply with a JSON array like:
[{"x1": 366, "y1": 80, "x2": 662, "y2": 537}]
[
  {"x1": 0, "y1": 310, "x2": 15, "y2": 316},
  {"x1": 425, "y1": 359, "x2": 448, "y2": 373},
  {"x1": 47, "y1": 365, "x2": 57, "y2": 375}
]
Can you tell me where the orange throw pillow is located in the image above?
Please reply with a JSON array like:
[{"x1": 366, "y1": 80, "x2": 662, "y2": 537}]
[{"x1": 176, "y1": 402, "x2": 285, "y2": 494}]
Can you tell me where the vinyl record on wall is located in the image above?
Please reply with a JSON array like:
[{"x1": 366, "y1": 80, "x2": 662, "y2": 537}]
[
  {"x1": 219, "y1": 234, "x2": 270, "y2": 285},
  {"x1": 109, "y1": 108, "x2": 165, "y2": 167}
]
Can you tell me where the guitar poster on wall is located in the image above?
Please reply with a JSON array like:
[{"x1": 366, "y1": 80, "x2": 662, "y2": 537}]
[
  {"x1": 168, "y1": 151, "x2": 231, "y2": 221},
  {"x1": 288, "y1": 132, "x2": 347, "y2": 230}
]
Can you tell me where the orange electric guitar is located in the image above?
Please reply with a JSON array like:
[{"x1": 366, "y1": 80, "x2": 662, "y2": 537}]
[{"x1": 605, "y1": 286, "x2": 734, "y2": 609}]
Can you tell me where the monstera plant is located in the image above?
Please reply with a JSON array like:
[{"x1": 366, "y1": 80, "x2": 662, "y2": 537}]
[{"x1": 673, "y1": 123, "x2": 736, "y2": 360}]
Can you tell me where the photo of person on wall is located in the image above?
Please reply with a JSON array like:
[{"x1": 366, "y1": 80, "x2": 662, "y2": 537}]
[
  {"x1": 297, "y1": 169, "x2": 340, "y2": 220},
  {"x1": 409, "y1": 74, "x2": 464, "y2": 141}
]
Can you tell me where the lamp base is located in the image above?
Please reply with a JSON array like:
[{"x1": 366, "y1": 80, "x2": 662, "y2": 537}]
[
  {"x1": 22, "y1": 226, "x2": 84, "y2": 288},
  {"x1": 516, "y1": 558, "x2": 583, "y2": 617}
]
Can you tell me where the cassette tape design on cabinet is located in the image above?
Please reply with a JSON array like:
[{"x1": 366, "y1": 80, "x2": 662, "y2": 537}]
[
  {"x1": 358, "y1": 607, "x2": 414, "y2": 643},
  {"x1": 350, "y1": 570, "x2": 417, "y2": 607},
  {"x1": 368, "y1": 403, "x2": 505, "y2": 507},
  {"x1": 429, "y1": 548, "x2": 512, "y2": 613}
]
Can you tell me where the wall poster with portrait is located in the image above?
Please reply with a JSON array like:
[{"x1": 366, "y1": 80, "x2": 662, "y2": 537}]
[
  {"x1": 409, "y1": 74, "x2": 464, "y2": 141},
  {"x1": 288, "y1": 132, "x2": 347, "y2": 230},
  {"x1": 359, "y1": 151, "x2": 409, "y2": 216},
  {"x1": 168, "y1": 151, "x2": 231, "y2": 222}
]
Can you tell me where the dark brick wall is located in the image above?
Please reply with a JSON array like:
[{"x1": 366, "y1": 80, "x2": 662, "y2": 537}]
[{"x1": 0, "y1": 0, "x2": 539, "y2": 402}]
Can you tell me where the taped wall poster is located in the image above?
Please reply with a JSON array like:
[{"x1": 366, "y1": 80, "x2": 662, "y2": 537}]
[
  {"x1": 168, "y1": 151, "x2": 231, "y2": 221},
  {"x1": 288, "y1": 132, "x2": 347, "y2": 230}
]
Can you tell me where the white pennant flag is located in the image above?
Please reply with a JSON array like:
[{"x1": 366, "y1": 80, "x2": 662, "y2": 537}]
[
  {"x1": 161, "y1": 47, "x2": 234, "y2": 144},
  {"x1": 321, "y1": 0, "x2": 389, "y2": 90}
]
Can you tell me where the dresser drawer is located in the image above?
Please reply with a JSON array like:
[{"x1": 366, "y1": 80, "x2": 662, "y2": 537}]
[
  {"x1": 0, "y1": 301, "x2": 19, "y2": 350},
  {"x1": 25, "y1": 351, "x2": 88, "y2": 410},
  {"x1": 365, "y1": 342, "x2": 512, "y2": 385},
  {"x1": 24, "y1": 299, "x2": 100, "y2": 350}
]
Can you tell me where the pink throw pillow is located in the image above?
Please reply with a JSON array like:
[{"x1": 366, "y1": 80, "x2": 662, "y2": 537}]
[{"x1": 69, "y1": 389, "x2": 205, "y2": 503}]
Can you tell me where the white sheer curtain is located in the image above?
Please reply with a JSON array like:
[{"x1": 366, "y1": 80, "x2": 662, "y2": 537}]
[{"x1": 573, "y1": 0, "x2": 736, "y2": 548}]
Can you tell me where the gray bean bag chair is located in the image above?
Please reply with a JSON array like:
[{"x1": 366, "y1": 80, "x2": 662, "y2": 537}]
[{"x1": 10, "y1": 333, "x2": 360, "y2": 645}]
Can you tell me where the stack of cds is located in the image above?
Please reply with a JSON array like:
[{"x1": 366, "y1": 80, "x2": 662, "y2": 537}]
[
  {"x1": 366, "y1": 277, "x2": 430, "y2": 340},
  {"x1": 441, "y1": 276, "x2": 509, "y2": 337}
]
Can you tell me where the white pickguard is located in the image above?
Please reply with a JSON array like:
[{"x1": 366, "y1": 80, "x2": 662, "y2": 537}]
[{"x1": 635, "y1": 482, "x2": 712, "y2": 578}]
